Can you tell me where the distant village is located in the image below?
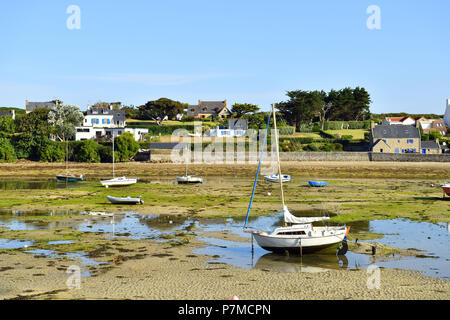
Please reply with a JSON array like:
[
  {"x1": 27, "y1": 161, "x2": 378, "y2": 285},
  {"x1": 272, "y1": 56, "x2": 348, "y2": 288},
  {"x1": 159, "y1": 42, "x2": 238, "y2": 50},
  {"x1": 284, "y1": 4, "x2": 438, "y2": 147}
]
[{"x1": 0, "y1": 96, "x2": 449, "y2": 163}]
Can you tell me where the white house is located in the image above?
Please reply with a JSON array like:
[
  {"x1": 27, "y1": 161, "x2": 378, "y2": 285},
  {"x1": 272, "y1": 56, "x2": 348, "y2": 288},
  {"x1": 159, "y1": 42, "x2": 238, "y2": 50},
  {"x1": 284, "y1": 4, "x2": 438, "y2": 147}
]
[
  {"x1": 75, "y1": 105, "x2": 147, "y2": 141},
  {"x1": 382, "y1": 116, "x2": 416, "y2": 126}
]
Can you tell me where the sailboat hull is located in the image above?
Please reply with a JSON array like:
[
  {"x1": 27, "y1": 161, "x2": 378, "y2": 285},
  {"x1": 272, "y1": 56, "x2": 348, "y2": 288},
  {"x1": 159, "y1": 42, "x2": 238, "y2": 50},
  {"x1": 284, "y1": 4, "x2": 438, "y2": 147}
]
[
  {"x1": 251, "y1": 226, "x2": 347, "y2": 254},
  {"x1": 176, "y1": 176, "x2": 203, "y2": 184},
  {"x1": 101, "y1": 177, "x2": 137, "y2": 187}
]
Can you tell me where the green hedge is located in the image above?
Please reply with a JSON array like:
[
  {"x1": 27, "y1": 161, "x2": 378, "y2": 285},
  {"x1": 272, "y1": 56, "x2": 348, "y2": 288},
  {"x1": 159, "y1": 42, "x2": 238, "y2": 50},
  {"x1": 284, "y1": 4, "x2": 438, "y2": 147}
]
[
  {"x1": 279, "y1": 126, "x2": 295, "y2": 135},
  {"x1": 323, "y1": 121, "x2": 370, "y2": 130}
]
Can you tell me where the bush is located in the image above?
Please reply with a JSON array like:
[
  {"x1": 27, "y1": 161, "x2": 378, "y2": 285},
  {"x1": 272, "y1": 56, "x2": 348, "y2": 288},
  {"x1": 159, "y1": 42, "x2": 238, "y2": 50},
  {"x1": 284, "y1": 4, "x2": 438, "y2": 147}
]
[
  {"x1": 128, "y1": 124, "x2": 195, "y2": 136},
  {"x1": 0, "y1": 115, "x2": 15, "y2": 133},
  {"x1": 114, "y1": 132, "x2": 140, "y2": 162},
  {"x1": 11, "y1": 133, "x2": 35, "y2": 159},
  {"x1": 98, "y1": 144, "x2": 114, "y2": 163},
  {"x1": 34, "y1": 137, "x2": 65, "y2": 162},
  {"x1": 75, "y1": 140, "x2": 100, "y2": 163},
  {"x1": 0, "y1": 137, "x2": 16, "y2": 162},
  {"x1": 341, "y1": 135, "x2": 353, "y2": 141},
  {"x1": 279, "y1": 126, "x2": 295, "y2": 135}
]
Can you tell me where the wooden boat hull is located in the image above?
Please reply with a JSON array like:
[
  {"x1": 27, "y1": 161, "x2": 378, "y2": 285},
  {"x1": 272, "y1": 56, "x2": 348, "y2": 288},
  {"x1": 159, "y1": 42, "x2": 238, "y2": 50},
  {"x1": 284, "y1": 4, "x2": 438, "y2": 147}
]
[
  {"x1": 107, "y1": 196, "x2": 143, "y2": 205},
  {"x1": 308, "y1": 181, "x2": 328, "y2": 187}
]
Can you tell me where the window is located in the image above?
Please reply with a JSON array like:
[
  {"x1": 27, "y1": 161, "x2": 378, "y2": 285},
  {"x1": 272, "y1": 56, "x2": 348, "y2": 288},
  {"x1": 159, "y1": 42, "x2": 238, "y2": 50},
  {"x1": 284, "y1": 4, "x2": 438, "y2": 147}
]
[
  {"x1": 107, "y1": 119, "x2": 110, "y2": 124},
  {"x1": 91, "y1": 119, "x2": 94, "y2": 124}
]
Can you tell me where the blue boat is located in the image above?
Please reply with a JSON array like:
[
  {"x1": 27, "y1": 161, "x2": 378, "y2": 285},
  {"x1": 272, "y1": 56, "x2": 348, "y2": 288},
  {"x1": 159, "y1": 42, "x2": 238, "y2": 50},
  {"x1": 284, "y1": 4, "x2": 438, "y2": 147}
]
[{"x1": 308, "y1": 181, "x2": 328, "y2": 187}]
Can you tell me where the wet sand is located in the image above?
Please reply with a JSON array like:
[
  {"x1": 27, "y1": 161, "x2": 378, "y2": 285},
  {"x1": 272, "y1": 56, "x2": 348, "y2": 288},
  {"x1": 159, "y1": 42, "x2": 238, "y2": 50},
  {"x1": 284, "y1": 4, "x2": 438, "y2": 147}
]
[{"x1": 1, "y1": 238, "x2": 448, "y2": 300}]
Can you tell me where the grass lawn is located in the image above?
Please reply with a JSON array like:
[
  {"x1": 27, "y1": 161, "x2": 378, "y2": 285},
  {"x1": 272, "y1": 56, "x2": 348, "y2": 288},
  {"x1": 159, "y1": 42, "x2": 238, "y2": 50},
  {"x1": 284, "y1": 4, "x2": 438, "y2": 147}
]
[{"x1": 324, "y1": 129, "x2": 367, "y2": 140}]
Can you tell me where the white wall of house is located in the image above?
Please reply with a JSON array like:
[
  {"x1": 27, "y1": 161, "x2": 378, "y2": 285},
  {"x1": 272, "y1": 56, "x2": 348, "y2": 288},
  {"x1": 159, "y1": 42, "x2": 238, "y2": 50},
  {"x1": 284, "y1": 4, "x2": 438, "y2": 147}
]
[
  {"x1": 75, "y1": 127, "x2": 148, "y2": 141},
  {"x1": 207, "y1": 127, "x2": 246, "y2": 137},
  {"x1": 83, "y1": 114, "x2": 125, "y2": 128}
]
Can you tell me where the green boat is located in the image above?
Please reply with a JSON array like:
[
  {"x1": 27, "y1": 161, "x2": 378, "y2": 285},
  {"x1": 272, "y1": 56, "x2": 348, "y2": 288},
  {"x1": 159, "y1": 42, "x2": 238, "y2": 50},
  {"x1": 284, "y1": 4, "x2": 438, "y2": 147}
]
[{"x1": 56, "y1": 174, "x2": 85, "y2": 183}]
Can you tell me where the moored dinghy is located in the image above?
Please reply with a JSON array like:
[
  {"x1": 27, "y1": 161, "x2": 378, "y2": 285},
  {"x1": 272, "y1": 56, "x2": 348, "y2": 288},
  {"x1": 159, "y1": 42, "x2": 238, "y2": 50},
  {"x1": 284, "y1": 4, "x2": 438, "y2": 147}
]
[
  {"x1": 308, "y1": 181, "x2": 328, "y2": 187},
  {"x1": 107, "y1": 195, "x2": 143, "y2": 204},
  {"x1": 56, "y1": 174, "x2": 85, "y2": 183}
]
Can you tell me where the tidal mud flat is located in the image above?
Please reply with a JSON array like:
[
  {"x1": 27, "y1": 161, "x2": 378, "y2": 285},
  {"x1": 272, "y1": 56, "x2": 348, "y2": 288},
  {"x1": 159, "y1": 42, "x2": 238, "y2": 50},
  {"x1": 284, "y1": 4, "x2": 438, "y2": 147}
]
[{"x1": 0, "y1": 161, "x2": 449, "y2": 299}]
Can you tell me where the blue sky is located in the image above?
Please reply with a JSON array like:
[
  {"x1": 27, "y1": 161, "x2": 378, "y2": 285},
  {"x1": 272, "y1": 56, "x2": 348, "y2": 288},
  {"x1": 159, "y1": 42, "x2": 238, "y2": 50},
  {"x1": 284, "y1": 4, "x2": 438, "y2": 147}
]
[{"x1": 1, "y1": 0, "x2": 449, "y2": 113}]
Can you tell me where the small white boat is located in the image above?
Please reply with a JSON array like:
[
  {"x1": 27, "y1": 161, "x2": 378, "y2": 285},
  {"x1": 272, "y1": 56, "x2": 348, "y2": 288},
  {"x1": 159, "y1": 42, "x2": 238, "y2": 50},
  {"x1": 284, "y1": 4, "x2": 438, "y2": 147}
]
[
  {"x1": 177, "y1": 152, "x2": 203, "y2": 184},
  {"x1": 176, "y1": 175, "x2": 203, "y2": 184},
  {"x1": 101, "y1": 176, "x2": 137, "y2": 188},
  {"x1": 100, "y1": 133, "x2": 137, "y2": 188},
  {"x1": 264, "y1": 174, "x2": 291, "y2": 183},
  {"x1": 88, "y1": 211, "x2": 114, "y2": 217},
  {"x1": 107, "y1": 195, "x2": 143, "y2": 204},
  {"x1": 250, "y1": 206, "x2": 349, "y2": 253}
]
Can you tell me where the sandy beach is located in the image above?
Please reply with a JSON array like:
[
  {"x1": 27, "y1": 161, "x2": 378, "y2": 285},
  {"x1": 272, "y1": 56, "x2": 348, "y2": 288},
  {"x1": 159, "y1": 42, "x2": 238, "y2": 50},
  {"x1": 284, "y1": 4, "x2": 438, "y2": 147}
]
[
  {"x1": 0, "y1": 161, "x2": 449, "y2": 300},
  {"x1": 1, "y1": 237, "x2": 449, "y2": 300}
]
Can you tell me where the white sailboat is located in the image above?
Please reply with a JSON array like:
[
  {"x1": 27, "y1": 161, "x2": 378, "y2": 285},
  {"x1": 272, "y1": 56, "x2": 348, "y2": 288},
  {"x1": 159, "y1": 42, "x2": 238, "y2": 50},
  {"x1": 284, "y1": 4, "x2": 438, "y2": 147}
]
[
  {"x1": 244, "y1": 104, "x2": 350, "y2": 254},
  {"x1": 176, "y1": 150, "x2": 203, "y2": 184},
  {"x1": 101, "y1": 133, "x2": 137, "y2": 188}
]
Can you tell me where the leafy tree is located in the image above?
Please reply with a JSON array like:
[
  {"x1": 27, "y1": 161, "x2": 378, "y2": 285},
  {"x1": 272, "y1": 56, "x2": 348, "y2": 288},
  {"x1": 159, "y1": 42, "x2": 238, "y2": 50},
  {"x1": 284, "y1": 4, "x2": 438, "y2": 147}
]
[
  {"x1": 0, "y1": 137, "x2": 16, "y2": 162},
  {"x1": 138, "y1": 98, "x2": 187, "y2": 125},
  {"x1": 0, "y1": 115, "x2": 15, "y2": 133},
  {"x1": 121, "y1": 105, "x2": 139, "y2": 119},
  {"x1": 48, "y1": 104, "x2": 84, "y2": 142},
  {"x1": 428, "y1": 130, "x2": 443, "y2": 141},
  {"x1": 15, "y1": 108, "x2": 52, "y2": 136},
  {"x1": 75, "y1": 139, "x2": 100, "y2": 163},
  {"x1": 231, "y1": 103, "x2": 260, "y2": 118},
  {"x1": 114, "y1": 132, "x2": 139, "y2": 162},
  {"x1": 327, "y1": 87, "x2": 371, "y2": 121},
  {"x1": 276, "y1": 90, "x2": 324, "y2": 131}
]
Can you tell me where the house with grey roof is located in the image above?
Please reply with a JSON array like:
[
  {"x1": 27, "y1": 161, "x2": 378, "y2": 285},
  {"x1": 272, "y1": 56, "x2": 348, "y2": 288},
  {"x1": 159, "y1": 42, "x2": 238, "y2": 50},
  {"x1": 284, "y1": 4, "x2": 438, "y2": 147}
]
[
  {"x1": 186, "y1": 100, "x2": 230, "y2": 120},
  {"x1": 0, "y1": 110, "x2": 15, "y2": 120},
  {"x1": 370, "y1": 124, "x2": 421, "y2": 153},
  {"x1": 25, "y1": 100, "x2": 62, "y2": 113},
  {"x1": 75, "y1": 105, "x2": 148, "y2": 141},
  {"x1": 420, "y1": 140, "x2": 442, "y2": 154}
]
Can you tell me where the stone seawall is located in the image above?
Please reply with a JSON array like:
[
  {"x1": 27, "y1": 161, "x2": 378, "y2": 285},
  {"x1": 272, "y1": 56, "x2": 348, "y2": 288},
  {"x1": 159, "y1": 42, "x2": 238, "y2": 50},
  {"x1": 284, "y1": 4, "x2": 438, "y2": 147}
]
[{"x1": 147, "y1": 151, "x2": 449, "y2": 162}]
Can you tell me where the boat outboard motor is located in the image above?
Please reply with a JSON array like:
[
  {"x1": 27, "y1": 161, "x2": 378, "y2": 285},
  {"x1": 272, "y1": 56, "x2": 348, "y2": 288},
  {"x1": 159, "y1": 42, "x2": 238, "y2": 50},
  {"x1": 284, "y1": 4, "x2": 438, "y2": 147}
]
[{"x1": 337, "y1": 239, "x2": 348, "y2": 255}]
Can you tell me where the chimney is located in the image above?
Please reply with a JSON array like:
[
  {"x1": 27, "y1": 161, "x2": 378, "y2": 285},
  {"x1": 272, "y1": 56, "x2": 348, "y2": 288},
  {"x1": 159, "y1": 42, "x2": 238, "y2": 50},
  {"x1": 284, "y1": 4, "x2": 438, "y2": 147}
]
[{"x1": 370, "y1": 121, "x2": 375, "y2": 130}]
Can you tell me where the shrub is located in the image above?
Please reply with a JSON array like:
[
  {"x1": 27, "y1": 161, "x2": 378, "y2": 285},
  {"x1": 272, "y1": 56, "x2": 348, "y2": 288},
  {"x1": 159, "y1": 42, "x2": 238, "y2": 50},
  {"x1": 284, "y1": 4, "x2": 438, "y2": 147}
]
[
  {"x1": 114, "y1": 132, "x2": 140, "y2": 162},
  {"x1": 341, "y1": 135, "x2": 353, "y2": 141},
  {"x1": 11, "y1": 133, "x2": 35, "y2": 159},
  {"x1": 75, "y1": 139, "x2": 100, "y2": 163},
  {"x1": 0, "y1": 115, "x2": 15, "y2": 133},
  {"x1": 34, "y1": 137, "x2": 65, "y2": 162},
  {"x1": 0, "y1": 137, "x2": 16, "y2": 162},
  {"x1": 279, "y1": 126, "x2": 295, "y2": 135}
]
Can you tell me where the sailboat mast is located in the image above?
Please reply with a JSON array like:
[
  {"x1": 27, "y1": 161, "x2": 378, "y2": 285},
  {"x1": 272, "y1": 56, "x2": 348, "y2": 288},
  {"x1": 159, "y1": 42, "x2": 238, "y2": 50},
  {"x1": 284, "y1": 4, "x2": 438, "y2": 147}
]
[
  {"x1": 271, "y1": 104, "x2": 285, "y2": 208},
  {"x1": 112, "y1": 132, "x2": 115, "y2": 178}
]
